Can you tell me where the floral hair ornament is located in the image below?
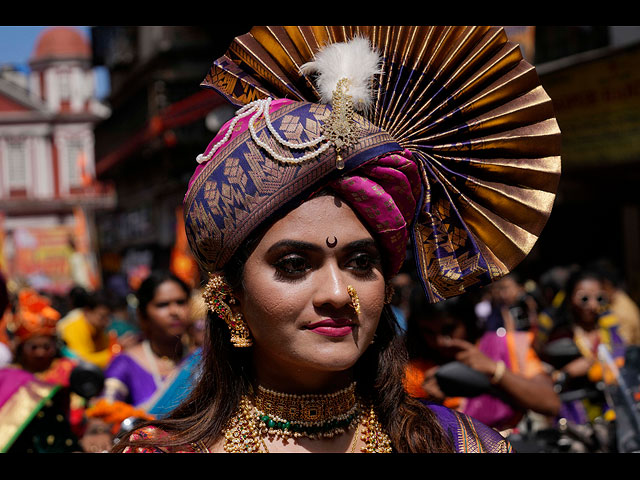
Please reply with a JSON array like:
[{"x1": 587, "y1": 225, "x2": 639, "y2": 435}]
[{"x1": 202, "y1": 273, "x2": 252, "y2": 347}]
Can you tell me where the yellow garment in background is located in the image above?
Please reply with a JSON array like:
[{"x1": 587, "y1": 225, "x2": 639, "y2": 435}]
[
  {"x1": 57, "y1": 309, "x2": 112, "y2": 369},
  {"x1": 610, "y1": 290, "x2": 640, "y2": 346}
]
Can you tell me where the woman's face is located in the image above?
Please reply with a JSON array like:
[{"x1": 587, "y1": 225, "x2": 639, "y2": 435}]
[
  {"x1": 238, "y1": 195, "x2": 386, "y2": 389},
  {"x1": 417, "y1": 314, "x2": 466, "y2": 360},
  {"x1": 19, "y1": 335, "x2": 57, "y2": 372},
  {"x1": 85, "y1": 305, "x2": 111, "y2": 332},
  {"x1": 144, "y1": 280, "x2": 190, "y2": 339},
  {"x1": 571, "y1": 278, "x2": 607, "y2": 325},
  {"x1": 491, "y1": 276, "x2": 523, "y2": 307}
]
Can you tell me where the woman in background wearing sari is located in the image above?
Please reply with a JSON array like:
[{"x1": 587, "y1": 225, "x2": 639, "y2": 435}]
[
  {"x1": 0, "y1": 290, "x2": 80, "y2": 452},
  {"x1": 404, "y1": 290, "x2": 560, "y2": 433},
  {"x1": 99, "y1": 271, "x2": 195, "y2": 414}
]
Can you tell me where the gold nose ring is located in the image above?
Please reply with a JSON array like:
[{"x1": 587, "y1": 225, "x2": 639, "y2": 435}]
[{"x1": 347, "y1": 285, "x2": 360, "y2": 316}]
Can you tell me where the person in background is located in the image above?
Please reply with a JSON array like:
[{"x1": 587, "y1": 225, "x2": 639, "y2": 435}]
[
  {"x1": 386, "y1": 272, "x2": 414, "y2": 333},
  {"x1": 535, "y1": 265, "x2": 575, "y2": 354},
  {"x1": 100, "y1": 271, "x2": 193, "y2": 415},
  {"x1": 83, "y1": 272, "x2": 197, "y2": 449},
  {"x1": 482, "y1": 273, "x2": 539, "y2": 334},
  {"x1": 544, "y1": 268, "x2": 627, "y2": 425},
  {"x1": 106, "y1": 290, "x2": 141, "y2": 350},
  {"x1": 0, "y1": 289, "x2": 81, "y2": 452},
  {"x1": 404, "y1": 289, "x2": 560, "y2": 433},
  {"x1": 591, "y1": 259, "x2": 640, "y2": 347},
  {"x1": 57, "y1": 289, "x2": 119, "y2": 369},
  {"x1": 6, "y1": 290, "x2": 76, "y2": 381}
]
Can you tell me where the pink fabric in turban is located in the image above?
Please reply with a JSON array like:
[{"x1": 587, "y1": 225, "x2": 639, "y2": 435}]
[{"x1": 328, "y1": 150, "x2": 421, "y2": 276}]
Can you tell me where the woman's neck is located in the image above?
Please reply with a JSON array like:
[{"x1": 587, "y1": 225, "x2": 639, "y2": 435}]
[
  {"x1": 574, "y1": 318, "x2": 597, "y2": 333},
  {"x1": 253, "y1": 363, "x2": 354, "y2": 395},
  {"x1": 146, "y1": 334, "x2": 183, "y2": 361}
]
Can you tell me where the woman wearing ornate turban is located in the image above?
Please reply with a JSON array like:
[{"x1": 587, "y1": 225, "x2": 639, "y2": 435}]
[{"x1": 114, "y1": 26, "x2": 561, "y2": 453}]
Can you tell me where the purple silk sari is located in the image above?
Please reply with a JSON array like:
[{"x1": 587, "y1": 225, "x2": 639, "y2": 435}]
[
  {"x1": 427, "y1": 403, "x2": 514, "y2": 453},
  {"x1": 0, "y1": 368, "x2": 35, "y2": 409},
  {"x1": 103, "y1": 354, "x2": 159, "y2": 407}
]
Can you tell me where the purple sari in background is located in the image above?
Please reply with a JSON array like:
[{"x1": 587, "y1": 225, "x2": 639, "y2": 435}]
[
  {"x1": 103, "y1": 354, "x2": 158, "y2": 407},
  {"x1": 102, "y1": 349, "x2": 200, "y2": 416}
]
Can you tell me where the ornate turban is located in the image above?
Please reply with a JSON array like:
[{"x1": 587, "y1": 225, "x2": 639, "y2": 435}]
[
  {"x1": 9, "y1": 290, "x2": 61, "y2": 343},
  {"x1": 184, "y1": 26, "x2": 561, "y2": 303}
]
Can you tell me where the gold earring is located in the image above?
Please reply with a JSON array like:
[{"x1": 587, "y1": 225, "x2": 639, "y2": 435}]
[
  {"x1": 384, "y1": 283, "x2": 395, "y2": 305},
  {"x1": 227, "y1": 312, "x2": 253, "y2": 348},
  {"x1": 203, "y1": 273, "x2": 253, "y2": 348},
  {"x1": 347, "y1": 285, "x2": 361, "y2": 316}
]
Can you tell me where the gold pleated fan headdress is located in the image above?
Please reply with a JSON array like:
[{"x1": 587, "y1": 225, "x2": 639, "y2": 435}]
[{"x1": 186, "y1": 26, "x2": 561, "y2": 303}]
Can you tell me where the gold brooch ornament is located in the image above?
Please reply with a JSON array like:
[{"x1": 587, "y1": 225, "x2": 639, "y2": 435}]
[
  {"x1": 197, "y1": 38, "x2": 380, "y2": 171},
  {"x1": 322, "y1": 78, "x2": 361, "y2": 169},
  {"x1": 203, "y1": 273, "x2": 252, "y2": 348}
]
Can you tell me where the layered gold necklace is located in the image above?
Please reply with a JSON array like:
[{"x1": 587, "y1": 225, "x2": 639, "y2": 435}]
[{"x1": 222, "y1": 382, "x2": 392, "y2": 453}]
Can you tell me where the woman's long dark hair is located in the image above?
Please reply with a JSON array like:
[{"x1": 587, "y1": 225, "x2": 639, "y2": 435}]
[{"x1": 113, "y1": 201, "x2": 454, "y2": 453}]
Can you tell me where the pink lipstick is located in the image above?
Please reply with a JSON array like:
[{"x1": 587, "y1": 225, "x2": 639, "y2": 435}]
[{"x1": 306, "y1": 318, "x2": 355, "y2": 337}]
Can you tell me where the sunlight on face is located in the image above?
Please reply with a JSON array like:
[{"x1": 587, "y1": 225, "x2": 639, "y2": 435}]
[
  {"x1": 144, "y1": 281, "x2": 190, "y2": 339},
  {"x1": 238, "y1": 195, "x2": 386, "y2": 389},
  {"x1": 571, "y1": 278, "x2": 608, "y2": 325}
]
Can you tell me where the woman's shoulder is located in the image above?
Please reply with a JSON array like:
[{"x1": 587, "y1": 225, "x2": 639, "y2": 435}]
[
  {"x1": 424, "y1": 403, "x2": 514, "y2": 453},
  {"x1": 120, "y1": 425, "x2": 206, "y2": 453}
]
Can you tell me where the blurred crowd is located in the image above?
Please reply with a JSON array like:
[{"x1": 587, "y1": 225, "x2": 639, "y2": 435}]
[
  {"x1": 0, "y1": 270, "x2": 206, "y2": 453},
  {"x1": 395, "y1": 257, "x2": 640, "y2": 452},
  {"x1": 1, "y1": 256, "x2": 640, "y2": 453}
]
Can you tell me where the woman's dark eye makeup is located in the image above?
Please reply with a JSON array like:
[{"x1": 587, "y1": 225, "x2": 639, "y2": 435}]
[
  {"x1": 273, "y1": 254, "x2": 310, "y2": 276},
  {"x1": 270, "y1": 241, "x2": 382, "y2": 281}
]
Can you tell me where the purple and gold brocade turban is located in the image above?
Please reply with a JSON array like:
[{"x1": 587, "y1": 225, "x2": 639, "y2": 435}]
[{"x1": 184, "y1": 26, "x2": 561, "y2": 303}]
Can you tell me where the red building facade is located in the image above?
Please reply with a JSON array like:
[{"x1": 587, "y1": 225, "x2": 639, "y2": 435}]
[{"x1": 0, "y1": 27, "x2": 114, "y2": 293}]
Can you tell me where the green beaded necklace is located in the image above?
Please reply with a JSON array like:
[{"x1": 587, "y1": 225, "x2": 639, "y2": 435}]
[{"x1": 252, "y1": 382, "x2": 361, "y2": 440}]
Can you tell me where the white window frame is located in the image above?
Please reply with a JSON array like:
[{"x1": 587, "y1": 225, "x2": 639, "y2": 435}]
[
  {"x1": 65, "y1": 138, "x2": 85, "y2": 187},
  {"x1": 5, "y1": 138, "x2": 29, "y2": 190},
  {"x1": 58, "y1": 69, "x2": 71, "y2": 101}
]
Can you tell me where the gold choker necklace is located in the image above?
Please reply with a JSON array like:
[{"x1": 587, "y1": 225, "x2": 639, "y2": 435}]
[
  {"x1": 253, "y1": 383, "x2": 359, "y2": 439},
  {"x1": 222, "y1": 383, "x2": 392, "y2": 453}
]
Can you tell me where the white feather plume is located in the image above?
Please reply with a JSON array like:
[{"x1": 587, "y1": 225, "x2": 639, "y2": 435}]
[{"x1": 300, "y1": 37, "x2": 381, "y2": 112}]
